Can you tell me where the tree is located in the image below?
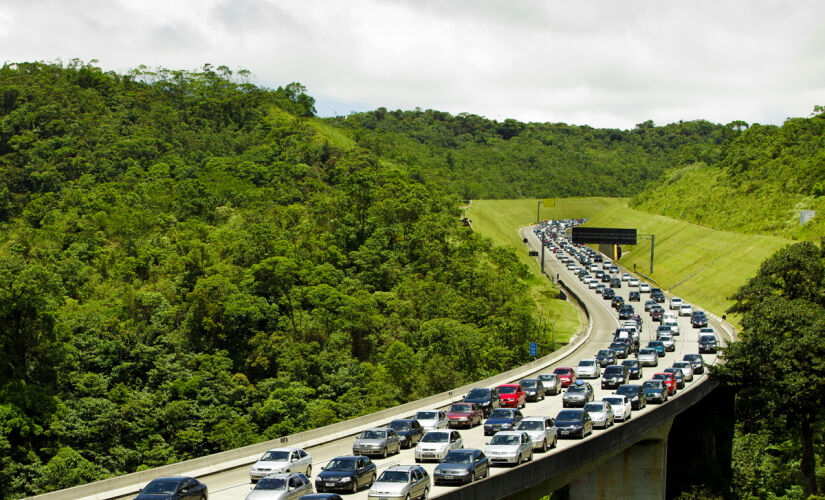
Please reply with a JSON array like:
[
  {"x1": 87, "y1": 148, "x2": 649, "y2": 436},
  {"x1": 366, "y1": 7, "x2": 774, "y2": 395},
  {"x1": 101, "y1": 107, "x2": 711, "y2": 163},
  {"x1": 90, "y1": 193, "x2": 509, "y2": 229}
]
[{"x1": 714, "y1": 242, "x2": 825, "y2": 496}]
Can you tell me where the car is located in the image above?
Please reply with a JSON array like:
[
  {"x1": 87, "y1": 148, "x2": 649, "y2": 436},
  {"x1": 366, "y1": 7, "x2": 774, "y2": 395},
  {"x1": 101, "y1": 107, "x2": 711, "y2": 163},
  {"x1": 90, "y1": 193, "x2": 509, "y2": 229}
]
[
  {"x1": 603, "y1": 259, "x2": 613, "y2": 269},
  {"x1": 553, "y1": 367, "x2": 576, "y2": 387},
  {"x1": 621, "y1": 359, "x2": 643, "y2": 379},
  {"x1": 699, "y1": 332, "x2": 718, "y2": 353},
  {"x1": 647, "y1": 341, "x2": 666, "y2": 357},
  {"x1": 414, "y1": 409, "x2": 448, "y2": 430},
  {"x1": 588, "y1": 280, "x2": 600, "y2": 289},
  {"x1": 462, "y1": 387, "x2": 500, "y2": 417},
  {"x1": 595, "y1": 284, "x2": 607, "y2": 294},
  {"x1": 650, "y1": 306, "x2": 664, "y2": 322},
  {"x1": 652, "y1": 372, "x2": 677, "y2": 395},
  {"x1": 497, "y1": 384, "x2": 527, "y2": 408},
  {"x1": 663, "y1": 317, "x2": 681, "y2": 336},
  {"x1": 555, "y1": 409, "x2": 593, "y2": 438},
  {"x1": 615, "y1": 384, "x2": 647, "y2": 410},
  {"x1": 621, "y1": 273, "x2": 631, "y2": 281},
  {"x1": 657, "y1": 332, "x2": 675, "y2": 351},
  {"x1": 246, "y1": 472, "x2": 312, "y2": 500},
  {"x1": 637, "y1": 348, "x2": 659, "y2": 367},
  {"x1": 537, "y1": 374, "x2": 561, "y2": 395},
  {"x1": 611, "y1": 297, "x2": 625, "y2": 311},
  {"x1": 610, "y1": 277, "x2": 622, "y2": 289},
  {"x1": 367, "y1": 465, "x2": 430, "y2": 500},
  {"x1": 299, "y1": 495, "x2": 344, "y2": 500},
  {"x1": 602, "y1": 288, "x2": 615, "y2": 299},
  {"x1": 433, "y1": 449, "x2": 489, "y2": 485},
  {"x1": 250, "y1": 448, "x2": 313, "y2": 482},
  {"x1": 629, "y1": 278, "x2": 640, "y2": 287},
  {"x1": 135, "y1": 477, "x2": 208, "y2": 500},
  {"x1": 691, "y1": 311, "x2": 708, "y2": 328},
  {"x1": 387, "y1": 419, "x2": 425, "y2": 449},
  {"x1": 618, "y1": 304, "x2": 635, "y2": 319},
  {"x1": 602, "y1": 395, "x2": 632, "y2": 421},
  {"x1": 669, "y1": 297, "x2": 683, "y2": 310},
  {"x1": 562, "y1": 380, "x2": 595, "y2": 408},
  {"x1": 483, "y1": 408, "x2": 524, "y2": 436},
  {"x1": 485, "y1": 431, "x2": 533, "y2": 465},
  {"x1": 609, "y1": 342, "x2": 629, "y2": 359},
  {"x1": 663, "y1": 367, "x2": 686, "y2": 389},
  {"x1": 601, "y1": 273, "x2": 612, "y2": 283},
  {"x1": 642, "y1": 380, "x2": 669, "y2": 403},
  {"x1": 315, "y1": 456, "x2": 376, "y2": 494},
  {"x1": 626, "y1": 291, "x2": 639, "y2": 303},
  {"x1": 601, "y1": 364, "x2": 629, "y2": 389},
  {"x1": 595, "y1": 349, "x2": 616, "y2": 367},
  {"x1": 639, "y1": 283, "x2": 651, "y2": 293},
  {"x1": 683, "y1": 353, "x2": 705, "y2": 374},
  {"x1": 679, "y1": 303, "x2": 693, "y2": 316},
  {"x1": 584, "y1": 401, "x2": 614, "y2": 429},
  {"x1": 644, "y1": 299, "x2": 657, "y2": 312},
  {"x1": 352, "y1": 428, "x2": 401, "y2": 458},
  {"x1": 446, "y1": 402, "x2": 484, "y2": 428},
  {"x1": 516, "y1": 416, "x2": 557, "y2": 452},
  {"x1": 414, "y1": 430, "x2": 463, "y2": 462},
  {"x1": 651, "y1": 289, "x2": 666, "y2": 303},
  {"x1": 519, "y1": 378, "x2": 546, "y2": 402},
  {"x1": 575, "y1": 359, "x2": 601, "y2": 378}
]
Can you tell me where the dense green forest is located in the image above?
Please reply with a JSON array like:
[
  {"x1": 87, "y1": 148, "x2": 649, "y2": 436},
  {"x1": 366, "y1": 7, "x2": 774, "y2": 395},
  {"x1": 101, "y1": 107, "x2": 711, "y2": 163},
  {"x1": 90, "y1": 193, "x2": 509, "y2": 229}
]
[
  {"x1": 327, "y1": 110, "x2": 738, "y2": 200},
  {"x1": 632, "y1": 108, "x2": 825, "y2": 239},
  {"x1": 0, "y1": 61, "x2": 554, "y2": 497}
]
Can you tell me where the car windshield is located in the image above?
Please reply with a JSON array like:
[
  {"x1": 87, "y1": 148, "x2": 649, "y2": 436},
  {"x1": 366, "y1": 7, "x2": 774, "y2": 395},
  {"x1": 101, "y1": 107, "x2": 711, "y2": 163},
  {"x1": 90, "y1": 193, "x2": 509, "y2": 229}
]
[
  {"x1": 520, "y1": 380, "x2": 536, "y2": 388},
  {"x1": 421, "y1": 432, "x2": 448, "y2": 443},
  {"x1": 388, "y1": 421, "x2": 411, "y2": 431},
  {"x1": 603, "y1": 397, "x2": 623, "y2": 406},
  {"x1": 553, "y1": 368, "x2": 571, "y2": 375},
  {"x1": 538, "y1": 375, "x2": 555, "y2": 382},
  {"x1": 255, "y1": 478, "x2": 287, "y2": 491},
  {"x1": 517, "y1": 420, "x2": 544, "y2": 431},
  {"x1": 639, "y1": 349, "x2": 655, "y2": 355},
  {"x1": 597, "y1": 350, "x2": 612, "y2": 356},
  {"x1": 584, "y1": 403, "x2": 605, "y2": 412},
  {"x1": 450, "y1": 404, "x2": 471, "y2": 412},
  {"x1": 360, "y1": 430, "x2": 385, "y2": 440},
  {"x1": 489, "y1": 409, "x2": 513, "y2": 419},
  {"x1": 498, "y1": 386, "x2": 517, "y2": 394},
  {"x1": 643, "y1": 381, "x2": 662, "y2": 389},
  {"x1": 416, "y1": 411, "x2": 437, "y2": 420},
  {"x1": 378, "y1": 471, "x2": 410, "y2": 483},
  {"x1": 443, "y1": 451, "x2": 474, "y2": 464},
  {"x1": 490, "y1": 434, "x2": 520, "y2": 445},
  {"x1": 567, "y1": 385, "x2": 587, "y2": 393},
  {"x1": 143, "y1": 480, "x2": 180, "y2": 494},
  {"x1": 260, "y1": 450, "x2": 290, "y2": 462},
  {"x1": 605, "y1": 367, "x2": 623, "y2": 375},
  {"x1": 556, "y1": 411, "x2": 582, "y2": 423},
  {"x1": 325, "y1": 459, "x2": 356, "y2": 471},
  {"x1": 616, "y1": 386, "x2": 638, "y2": 396},
  {"x1": 578, "y1": 360, "x2": 595, "y2": 367},
  {"x1": 674, "y1": 362, "x2": 689, "y2": 369},
  {"x1": 466, "y1": 389, "x2": 489, "y2": 398}
]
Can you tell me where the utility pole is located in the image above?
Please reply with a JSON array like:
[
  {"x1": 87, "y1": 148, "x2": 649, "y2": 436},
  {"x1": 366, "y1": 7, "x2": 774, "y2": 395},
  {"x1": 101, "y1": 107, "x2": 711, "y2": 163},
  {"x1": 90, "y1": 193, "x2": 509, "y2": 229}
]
[
  {"x1": 541, "y1": 230, "x2": 546, "y2": 275},
  {"x1": 650, "y1": 234, "x2": 655, "y2": 274},
  {"x1": 536, "y1": 200, "x2": 541, "y2": 224}
]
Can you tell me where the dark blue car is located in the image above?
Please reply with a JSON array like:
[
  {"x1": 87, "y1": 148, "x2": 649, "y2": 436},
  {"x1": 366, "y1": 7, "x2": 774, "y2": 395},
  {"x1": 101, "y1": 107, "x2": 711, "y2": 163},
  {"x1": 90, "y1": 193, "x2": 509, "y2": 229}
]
[
  {"x1": 315, "y1": 456, "x2": 376, "y2": 494},
  {"x1": 135, "y1": 477, "x2": 207, "y2": 500},
  {"x1": 483, "y1": 408, "x2": 523, "y2": 436},
  {"x1": 387, "y1": 419, "x2": 424, "y2": 448}
]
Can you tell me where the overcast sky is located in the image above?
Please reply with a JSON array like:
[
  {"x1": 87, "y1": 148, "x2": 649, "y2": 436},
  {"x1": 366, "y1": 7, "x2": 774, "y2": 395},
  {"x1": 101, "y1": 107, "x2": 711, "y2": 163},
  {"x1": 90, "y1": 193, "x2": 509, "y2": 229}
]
[{"x1": 2, "y1": 0, "x2": 823, "y2": 129}]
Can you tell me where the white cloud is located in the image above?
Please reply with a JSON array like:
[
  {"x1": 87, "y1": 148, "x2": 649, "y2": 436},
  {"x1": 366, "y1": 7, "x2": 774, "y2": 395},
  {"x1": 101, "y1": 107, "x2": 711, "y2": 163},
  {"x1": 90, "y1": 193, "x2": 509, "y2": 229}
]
[{"x1": 1, "y1": 0, "x2": 823, "y2": 128}]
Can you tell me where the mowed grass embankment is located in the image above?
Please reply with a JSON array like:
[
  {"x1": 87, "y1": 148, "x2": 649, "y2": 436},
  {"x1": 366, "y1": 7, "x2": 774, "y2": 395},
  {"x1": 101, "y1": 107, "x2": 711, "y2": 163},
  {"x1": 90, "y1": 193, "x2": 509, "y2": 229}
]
[
  {"x1": 463, "y1": 200, "x2": 582, "y2": 345},
  {"x1": 468, "y1": 198, "x2": 796, "y2": 324}
]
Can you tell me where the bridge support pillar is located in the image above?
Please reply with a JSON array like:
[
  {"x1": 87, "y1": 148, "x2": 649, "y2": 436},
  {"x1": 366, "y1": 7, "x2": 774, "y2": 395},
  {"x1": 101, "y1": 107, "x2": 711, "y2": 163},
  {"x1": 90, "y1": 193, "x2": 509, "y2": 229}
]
[{"x1": 569, "y1": 418, "x2": 672, "y2": 500}]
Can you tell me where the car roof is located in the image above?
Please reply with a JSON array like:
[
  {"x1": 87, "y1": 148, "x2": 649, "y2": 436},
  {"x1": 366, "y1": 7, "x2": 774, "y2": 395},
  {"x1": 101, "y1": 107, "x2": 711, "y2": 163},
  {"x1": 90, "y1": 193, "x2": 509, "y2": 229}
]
[
  {"x1": 263, "y1": 447, "x2": 302, "y2": 453},
  {"x1": 385, "y1": 465, "x2": 423, "y2": 472},
  {"x1": 150, "y1": 477, "x2": 194, "y2": 482},
  {"x1": 493, "y1": 430, "x2": 526, "y2": 436},
  {"x1": 521, "y1": 416, "x2": 552, "y2": 421},
  {"x1": 497, "y1": 383, "x2": 520, "y2": 387},
  {"x1": 265, "y1": 472, "x2": 304, "y2": 479}
]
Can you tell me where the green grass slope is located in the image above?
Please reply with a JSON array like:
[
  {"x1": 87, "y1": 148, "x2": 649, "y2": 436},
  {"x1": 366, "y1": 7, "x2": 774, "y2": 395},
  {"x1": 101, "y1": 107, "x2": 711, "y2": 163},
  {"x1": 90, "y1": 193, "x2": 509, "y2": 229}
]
[{"x1": 468, "y1": 198, "x2": 795, "y2": 323}]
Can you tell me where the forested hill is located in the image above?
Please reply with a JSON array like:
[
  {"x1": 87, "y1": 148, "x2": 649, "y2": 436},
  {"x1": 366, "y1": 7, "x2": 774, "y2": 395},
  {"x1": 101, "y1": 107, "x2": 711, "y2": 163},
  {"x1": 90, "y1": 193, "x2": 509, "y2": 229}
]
[
  {"x1": 326, "y1": 110, "x2": 736, "y2": 199},
  {"x1": 0, "y1": 62, "x2": 550, "y2": 497},
  {"x1": 631, "y1": 108, "x2": 825, "y2": 239}
]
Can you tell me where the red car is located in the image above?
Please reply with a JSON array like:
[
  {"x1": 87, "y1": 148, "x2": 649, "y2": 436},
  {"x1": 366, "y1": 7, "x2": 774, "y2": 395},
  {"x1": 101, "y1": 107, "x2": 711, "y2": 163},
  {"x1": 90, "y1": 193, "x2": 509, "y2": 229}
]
[
  {"x1": 497, "y1": 384, "x2": 526, "y2": 408},
  {"x1": 553, "y1": 367, "x2": 577, "y2": 388},
  {"x1": 653, "y1": 372, "x2": 677, "y2": 395},
  {"x1": 446, "y1": 402, "x2": 484, "y2": 428}
]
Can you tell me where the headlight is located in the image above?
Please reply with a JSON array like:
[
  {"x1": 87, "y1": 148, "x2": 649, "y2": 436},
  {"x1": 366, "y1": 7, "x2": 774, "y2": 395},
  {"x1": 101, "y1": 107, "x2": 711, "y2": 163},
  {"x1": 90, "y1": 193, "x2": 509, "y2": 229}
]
[{"x1": 340, "y1": 477, "x2": 352, "y2": 482}]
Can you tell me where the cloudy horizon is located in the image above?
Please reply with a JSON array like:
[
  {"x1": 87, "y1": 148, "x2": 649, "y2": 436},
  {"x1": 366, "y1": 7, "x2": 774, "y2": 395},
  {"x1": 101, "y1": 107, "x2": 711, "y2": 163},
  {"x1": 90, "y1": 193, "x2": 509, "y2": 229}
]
[{"x1": 2, "y1": 0, "x2": 823, "y2": 129}]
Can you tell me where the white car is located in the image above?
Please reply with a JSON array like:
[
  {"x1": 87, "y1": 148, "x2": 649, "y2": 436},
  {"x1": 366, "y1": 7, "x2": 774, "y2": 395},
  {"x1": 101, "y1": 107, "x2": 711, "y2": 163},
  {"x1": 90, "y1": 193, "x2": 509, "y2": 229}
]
[
  {"x1": 249, "y1": 448, "x2": 313, "y2": 482},
  {"x1": 588, "y1": 280, "x2": 600, "y2": 289},
  {"x1": 485, "y1": 431, "x2": 533, "y2": 465},
  {"x1": 414, "y1": 430, "x2": 463, "y2": 462},
  {"x1": 575, "y1": 359, "x2": 601, "y2": 379},
  {"x1": 679, "y1": 304, "x2": 693, "y2": 316},
  {"x1": 669, "y1": 297, "x2": 683, "y2": 310},
  {"x1": 663, "y1": 318, "x2": 680, "y2": 335},
  {"x1": 601, "y1": 395, "x2": 632, "y2": 421},
  {"x1": 621, "y1": 273, "x2": 631, "y2": 281},
  {"x1": 639, "y1": 283, "x2": 651, "y2": 293},
  {"x1": 628, "y1": 278, "x2": 640, "y2": 287},
  {"x1": 673, "y1": 361, "x2": 695, "y2": 382},
  {"x1": 603, "y1": 260, "x2": 613, "y2": 269},
  {"x1": 657, "y1": 332, "x2": 675, "y2": 351},
  {"x1": 414, "y1": 409, "x2": 448, "y2": 430},
  {"x1": 584, "y1": 401, "x2": 614, "y2": 428},
  {"x1": 516, "y1": 416, "x2": 557, "y2": 452}
]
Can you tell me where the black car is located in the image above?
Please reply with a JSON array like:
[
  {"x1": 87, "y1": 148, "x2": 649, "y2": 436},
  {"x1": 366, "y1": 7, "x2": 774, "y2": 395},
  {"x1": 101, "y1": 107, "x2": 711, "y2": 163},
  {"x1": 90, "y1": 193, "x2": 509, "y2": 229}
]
[
  {"x1": 595, "y1": 349, "x2": 616, "y2": 367},
  {"x1": 691, "y1": 312, "x2": 708, "y2": 328},
  {"x1": 628, "y1": 291, "x2": 641, "y2": 302},
  {"x1": 555, "y1": 409, "x2": 593, "y2": 439},
  {"x1": 602, "y1": 288, "x2": 615, "y2": 299},
  {"x1": 618, "y1": 304, "x2": 635, "y2": 319},
  {"x1": 387, "y1": 419, "x2": 425, "y2": 448},
  {"x1": 621, "y1": 359, "x2": 643, "y2": 379},
  {"x1": 519, "y1": 378, "x2": 546, "y2": 402},
  {"x1": 483, "y1": 408, "x2": 524, "y2": 435},
  {"x1": 615, "y1": 384, "x2": 646, "y2": 410},
  {"x1": 315, "y1": 456, "x2": 376, "y2": 494},
  {"x1": 601, "y1": 273, "x2": 612, "y2": 283},
  {"x1": 601, "y1": 365, "x2": 629, "y2": 389},
  {"x1": 698, "y1": 331, "x2": 718, "y2": 353},
  {"x1": 609, "y1": 341, "x2": 629, "y2": 359},
  {"x1": 610, "y1": 277, "x2": 622, "y2": 289},
  {"x1": 642, "y1": 380, "x2": 668, "y2": 404},
  {"x1": 651, "y1": 289, "x2": 666, "y2": 303},
  {"x1": 611, "y1": 296, "x2": 625, "y2": 310},
  {"x1": 463, "y1": 387, "x2": 501, "y2": 417},
  {"x1": 683, "y1": 354, "x2": 705, "y2": 374},
  {"x1": 433, "y1": 448, "x2": 489, "y2": 485},
  {"x1": 135, "y1": 477, "x2": 207, "y2": 500}
]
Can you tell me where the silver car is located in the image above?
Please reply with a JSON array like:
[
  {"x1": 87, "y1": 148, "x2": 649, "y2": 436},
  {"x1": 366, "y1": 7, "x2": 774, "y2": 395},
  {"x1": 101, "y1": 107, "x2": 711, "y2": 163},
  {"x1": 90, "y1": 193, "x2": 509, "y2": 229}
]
[
  {"x1": 637, "y1": 348, "x2": 659, "y2": 367},
  {"x1": 516, "y1": 416, "x2": 557, "y2": 452},
  {"x1": 353, "y1": 428, "x2": 401, "y2": 458},
  {"x1": 673, "y1": 361, "x2": 694, "y2": 381},
  {"x1": 249, "y1": 448, "x2": 312, "y2": 482},
  {"x1": 414, "y1": 409, "x2": 448, "y2": 430},
  {"x1": 485, "y1": 431, "x2": 533, "y2": 465},
  {"x1": 537, "y1": 373, "x2": 561, "y2": 395},
  {"x1": 602, "y1": 396, "x2": 632, "y2": 421},
  {"x1": 575, "y1": 359, "x2": 601, "y2": 379},
  {"x1": 245, "y1": 472, "x2": 313, "y2": 500},
  {"x1": 584, "y1": 401, "x2": 614, "y2": 429},
  {"x1": 414, "y1": 430, "x2": 463, "y2": 462},
  {"x1": 367, "y1": 465, "x2": 430, "y2": 500}
]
